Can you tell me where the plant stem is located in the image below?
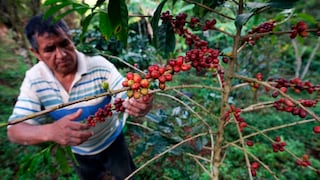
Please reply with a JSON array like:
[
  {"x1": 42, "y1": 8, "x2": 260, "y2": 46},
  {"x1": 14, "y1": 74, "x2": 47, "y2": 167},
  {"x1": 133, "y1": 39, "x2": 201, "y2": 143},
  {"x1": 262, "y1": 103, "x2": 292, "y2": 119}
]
[
  {"x1": 7, "y1": 87, "x2": 129, "y2": 125},
  {"x1": 124, "y1": 132, "x2": 208, "y2": 180}
]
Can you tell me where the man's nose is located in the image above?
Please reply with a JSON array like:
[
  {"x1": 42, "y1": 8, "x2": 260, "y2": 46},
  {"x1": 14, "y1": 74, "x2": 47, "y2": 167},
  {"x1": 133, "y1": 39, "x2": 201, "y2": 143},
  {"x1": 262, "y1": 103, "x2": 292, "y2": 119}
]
[{"x1": 55, "y1": 47, "x2": 66, "y2": 58}]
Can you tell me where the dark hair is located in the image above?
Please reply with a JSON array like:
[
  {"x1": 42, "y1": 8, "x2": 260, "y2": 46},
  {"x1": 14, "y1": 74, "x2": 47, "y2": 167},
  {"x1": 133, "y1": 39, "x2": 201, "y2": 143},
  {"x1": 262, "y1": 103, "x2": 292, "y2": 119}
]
[{"x1": 24, "y1": 14, "x2": 70, "y2": 51}]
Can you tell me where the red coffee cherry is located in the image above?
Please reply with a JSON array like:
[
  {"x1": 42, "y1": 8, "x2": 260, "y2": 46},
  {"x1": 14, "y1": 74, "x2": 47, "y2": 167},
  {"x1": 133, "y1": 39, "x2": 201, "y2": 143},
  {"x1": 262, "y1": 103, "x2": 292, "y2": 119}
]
[
  {"x1": 140, "y1": 79, "x2": 149, "y2": 88},
  {"x1": 165, "y1": 73, "x2": 173, "y2": 81},
  {"x1": 251, "y1": 162, "x2": 259, "y2": 169},
  {"x1": 133, "y1": 73, "x2": 142, "y2": 83},
  {"x1": 126, "y1": 72, "x2": 134, "y2": 80},
  {"x1": 313, "y1": 126, "x2": 320, "y2": 134},
  {"x1": 247, "y1": 140, "x2": 254, "y2": 146}
]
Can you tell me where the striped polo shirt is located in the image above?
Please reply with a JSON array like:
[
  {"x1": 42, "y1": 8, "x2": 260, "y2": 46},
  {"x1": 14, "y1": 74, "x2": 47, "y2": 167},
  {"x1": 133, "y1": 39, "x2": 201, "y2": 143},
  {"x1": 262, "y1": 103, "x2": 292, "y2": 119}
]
[{"x1": 8, "y1": 51, "x2": 127, "y2": 155}]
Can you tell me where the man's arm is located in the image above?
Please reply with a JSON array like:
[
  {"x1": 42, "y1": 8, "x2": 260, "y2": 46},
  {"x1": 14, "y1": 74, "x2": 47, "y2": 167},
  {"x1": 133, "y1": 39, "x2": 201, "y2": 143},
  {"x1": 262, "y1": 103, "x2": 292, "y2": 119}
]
[{"x1": 7, "y1": 109, "x2": 93, "y2": 146}]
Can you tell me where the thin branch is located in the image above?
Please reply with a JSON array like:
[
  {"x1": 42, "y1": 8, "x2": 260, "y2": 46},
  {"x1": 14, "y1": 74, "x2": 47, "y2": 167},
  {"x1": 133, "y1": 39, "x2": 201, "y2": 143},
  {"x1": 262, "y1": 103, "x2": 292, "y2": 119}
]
[
  {"x1": 103, "y1": 54, "x2": 145, "y2": 75},
  {"x1": 173, "y1": 89, "x2": 211, "y2": 114},
  {"x1": 223, "y1": 119, "x2": 316, "y2": 148},
  {"x1": 241, "y1": 101, "x2": 274, "y2": 113},
  {"x1": 236, "y1": 121, "x2": 253, "y2": 180},
  {"x1": 229, "y1": 143, "x2": 279, "y2": 179},
  {"x1": 4, "y1": 83, "x2": 221, "y2": 127},
  {"x1": 126, "y1": 121, "x2": 153, "y2": 132},
  {"x1": 292, "y1": 38, "x2": 306, "y2": 78},
  {"x1": 192, "y1": 153, "x2": 212, "y2": 178},
  {"x1": 240, "y1": 29, "x2": 318, "y2": 42},
  {"x1": 7, "y1": 87, "x2": 129, "y2": 126},
  {"x1": 186, "y1": 152, "x2": 211, "y2": 163},
  {"x1": 156, "y1": 92, "x2": 216, "y2": 176},
  {"x1": 233, "y1": 74, "x2": 320, "y2": 122},
  {"x1": 301, "y1": 37, "x2": 320, "y2": 80},
  {"x1": 213, "y1": 27, "x2": 235, "y2": 38},
  {"x1": 125, "y1": 132, "x2": 208, "y2": 180},
  {"x1": 186, "y1": 153, "x2": 212, "y2": 178},
  {"x1": 183, "y1": 0, "x2": 235, "y2": 21},
  {"x1": 246, "y1": 125, "x2": 320, "y2": 172}
]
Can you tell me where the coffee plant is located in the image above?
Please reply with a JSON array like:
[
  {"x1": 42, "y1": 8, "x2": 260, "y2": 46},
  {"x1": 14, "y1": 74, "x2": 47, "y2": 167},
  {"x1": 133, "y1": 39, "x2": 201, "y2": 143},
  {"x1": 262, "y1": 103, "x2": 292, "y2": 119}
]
[{"x1": 5, "y1": 0, "x2": 320, "y2": 179}]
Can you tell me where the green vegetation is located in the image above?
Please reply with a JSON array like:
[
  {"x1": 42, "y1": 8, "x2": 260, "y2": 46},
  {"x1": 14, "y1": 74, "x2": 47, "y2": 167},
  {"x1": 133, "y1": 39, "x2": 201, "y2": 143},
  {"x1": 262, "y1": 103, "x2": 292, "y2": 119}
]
[{"x1": 0, "y1": 0, "x2": 319, "y2": 179}]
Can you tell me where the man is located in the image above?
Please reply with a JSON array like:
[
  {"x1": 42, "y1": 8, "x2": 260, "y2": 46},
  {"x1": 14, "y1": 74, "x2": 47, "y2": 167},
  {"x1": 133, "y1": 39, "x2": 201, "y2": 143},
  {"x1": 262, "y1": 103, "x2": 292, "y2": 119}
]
[{"x1": 7, "y1": 14, "x2": 153, "y2": 179}]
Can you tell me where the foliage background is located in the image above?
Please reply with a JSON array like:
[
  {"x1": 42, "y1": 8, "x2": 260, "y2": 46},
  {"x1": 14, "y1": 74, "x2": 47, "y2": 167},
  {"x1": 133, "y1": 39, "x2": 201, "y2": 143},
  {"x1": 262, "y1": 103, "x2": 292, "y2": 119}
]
[{"x1": 0, "y1": 0, "x2": 319, "y2": 179}]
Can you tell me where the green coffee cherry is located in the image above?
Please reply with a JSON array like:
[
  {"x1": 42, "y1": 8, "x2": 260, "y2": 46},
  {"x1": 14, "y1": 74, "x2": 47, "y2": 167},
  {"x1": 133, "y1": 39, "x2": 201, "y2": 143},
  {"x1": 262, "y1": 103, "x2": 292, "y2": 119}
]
[{"x1": 101, "y1": 81, "x2": 109, "y2": 91}]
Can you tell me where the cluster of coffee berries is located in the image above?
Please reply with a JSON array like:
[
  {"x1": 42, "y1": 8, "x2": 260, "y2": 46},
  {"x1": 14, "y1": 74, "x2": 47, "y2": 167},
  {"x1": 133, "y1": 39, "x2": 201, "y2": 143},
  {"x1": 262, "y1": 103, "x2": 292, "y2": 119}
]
[
  {"x1": 160, "y1": 10, "x2": 173, "y2": 21},
  {"x1": 250, "y1": 73, "x2": 263, "y2": 89},
  {"x1": 249, "y1": 20, "x2": 276, "y2": 34},
  {"x1": 86, "y1": 98, "x2": 125, "y2": 127},
  {"x1": 165, "y1": 56, "x2": 192, "y2": 74},
  {"x1": 172, "y1": 13, "x2": 187, "y2": 36},
  {"x1": 122, "y1": 72, "x2": 150, "y2": 99},
  {"x1": 288, "y1": 77, "x2": 318, "y2": 94},
  {"x1": 184, "y1": 29, "x2": 209, "y2": 48},
  {"x1": 271, "y1": 136, "x2": 286, "y2": 152},
  {"x1": 202, "y1": 19, "x2": 216, "y2": 31},
  {"x1": 250, "y1": 162, "x2": 259, "y2": 176},
  {"x1": 216, "y1": 67, "x2": 226, "y2": 88},
  {"x1": 225, "y1": 105, "x2": 247, "y2": 131},
  {"x1": 290, "y1": 21, "x2": 308, "y2": 38},
  {"x1": 245, "y1": 20, "x2": 276, "y2": 45},
  {"x1": 273, "y1": 98, "x2": 309, "y2": 118},
  {"x1": 296, "y1": 154, "x2": 311, "y2": 167},
  {"x1": 269, "y1": 77, "x2": 320, "y2": 96},
  {"x1": 169, "y1": 11, "x2": 216, "y2": 32},
  {"x1": 161, "y1": 10, "x2": 210, "y2": 49},
  {"x1": 146, "y1": 64, "x2": 174, "y2": 90},
  {"x1": 189, "y1": 17, "x2": 200, "y2": 28},
  {"x1": 185, "y1": 48, "x2": 220, "y2": 71}
]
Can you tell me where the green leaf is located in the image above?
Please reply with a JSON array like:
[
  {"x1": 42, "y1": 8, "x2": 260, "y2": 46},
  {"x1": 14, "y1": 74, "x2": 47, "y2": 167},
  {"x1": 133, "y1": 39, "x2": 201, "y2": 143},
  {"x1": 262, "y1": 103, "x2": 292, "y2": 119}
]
[
  {"x1": 72, "y1": 2, "x2": 90, "y2": 15},
  {"x1": 27, "y1": 156, "x2": 42, "y2": 173},
  {"x1": 55, "y1": 8, "x2": 77, "y2": 22},
  {"x1": 94, "y1": 0, "x2": 106, "y2": 9},
  {"x1": 151, "y1": 0, "x2": 168, "y2": 47},
  {"x1": 43, "y1": 1, "x2": 73, "y2": 20},
  {"x1": 55, "y1": 146, "x2": 71, "y2": 174},
  {"x1": 65, "y1": 146, "x2": 79, "y2": 166},
  {"x1": 268, "y1": 0, "x2": 299, "y2": 9},
  {"x1": 235, "y1": 13, "x2": 253, "y2": 29},
  {"x1": 238, "y1": 0, "x2": 299, "y2": 28},
  {"x1": 156, "y1": 20, "x2": 175, "y2": 57},
  {"x1": 108, "y1": 0, "x2": 128, "y2": 46},
  {"x1": 43, "y1": 0, "x2": 71, "y2": 6},
  {"x1": 99, "y1": 12, "x2": 112, "y2": 41},
  {"x1": 80, "y1": 12, "x2": 97, "y2": 41},
  {"x1": 296, "y1": 13, "x2": 318, "y2": 24},
  {"x1": 247, "y1": 2, "x2": 269, "y2": 9},
  {"x1": 176, "y1": 4, "x2": 195, "y2": 14},
  {"x1": 193, "y1": 0, "x2": 226, "y2": 17},
  {"x1": 0, "y1": 122, "x2": 7, "y2": 128}
]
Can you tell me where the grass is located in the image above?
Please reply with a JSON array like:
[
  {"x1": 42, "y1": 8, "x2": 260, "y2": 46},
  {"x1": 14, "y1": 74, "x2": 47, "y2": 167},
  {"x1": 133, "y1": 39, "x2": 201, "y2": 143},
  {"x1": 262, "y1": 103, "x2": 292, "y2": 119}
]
[{"x1": 0, "y1": 31, "x2": 36, "y2": 178}]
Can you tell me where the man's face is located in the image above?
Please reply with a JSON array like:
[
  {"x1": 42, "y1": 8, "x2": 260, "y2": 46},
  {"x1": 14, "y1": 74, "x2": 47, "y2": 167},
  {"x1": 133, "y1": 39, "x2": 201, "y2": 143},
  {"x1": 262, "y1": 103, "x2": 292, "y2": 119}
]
[{"x1": 31, "y1": 28, "x2": 77, "y2": 76}]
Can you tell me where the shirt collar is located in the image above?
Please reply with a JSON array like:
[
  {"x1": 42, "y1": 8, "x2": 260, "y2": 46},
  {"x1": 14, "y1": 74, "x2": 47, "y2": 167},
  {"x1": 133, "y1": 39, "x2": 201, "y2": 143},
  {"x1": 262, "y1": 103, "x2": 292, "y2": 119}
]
[
  {"x1": 75, "y1": 50, "x2": 88, "y2": 77},
  {"x1": 38, "y1": 50, "x2": 88, "y2": 82}
]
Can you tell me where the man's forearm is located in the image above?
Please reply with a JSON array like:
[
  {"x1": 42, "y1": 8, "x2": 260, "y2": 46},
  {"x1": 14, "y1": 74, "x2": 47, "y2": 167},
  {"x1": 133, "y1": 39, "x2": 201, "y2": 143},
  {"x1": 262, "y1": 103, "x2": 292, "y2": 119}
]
[{"x1": 7, "y1": 122, "x2": 53, "y2": 145}]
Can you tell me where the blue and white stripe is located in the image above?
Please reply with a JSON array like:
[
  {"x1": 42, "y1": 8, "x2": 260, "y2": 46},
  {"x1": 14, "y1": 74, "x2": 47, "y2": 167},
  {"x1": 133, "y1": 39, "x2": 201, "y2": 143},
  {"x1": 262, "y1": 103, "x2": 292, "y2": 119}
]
[{"x1": 9, "y1": 51, "x2": 127, "y2": 155}]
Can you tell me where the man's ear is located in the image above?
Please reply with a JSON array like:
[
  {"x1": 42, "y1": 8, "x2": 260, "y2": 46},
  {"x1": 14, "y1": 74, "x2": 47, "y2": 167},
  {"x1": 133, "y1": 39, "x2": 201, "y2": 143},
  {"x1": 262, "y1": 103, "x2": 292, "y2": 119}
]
[{"x1": 30, "y1": 48, "x2": 42, "y2": 61}]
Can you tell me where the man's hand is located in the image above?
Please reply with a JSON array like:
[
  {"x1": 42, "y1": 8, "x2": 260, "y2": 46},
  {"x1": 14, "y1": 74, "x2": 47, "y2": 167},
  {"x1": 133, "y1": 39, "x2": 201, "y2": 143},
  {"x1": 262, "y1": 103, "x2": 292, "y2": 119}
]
[
  {"x1": 49, "y1": 109, "x2": 93, "y2": 146},
  {"x1": 123, "y1": 94, "x2": 153, "y2": 117}
]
